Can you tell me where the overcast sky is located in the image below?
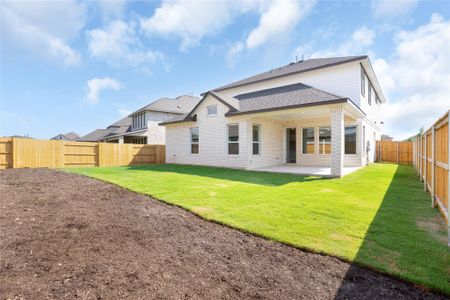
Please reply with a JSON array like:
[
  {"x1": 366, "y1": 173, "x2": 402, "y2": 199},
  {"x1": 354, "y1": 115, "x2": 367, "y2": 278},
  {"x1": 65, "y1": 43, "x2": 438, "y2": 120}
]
[{"x1": 1, "y1": 0, "x2": 449, "y2": 140}]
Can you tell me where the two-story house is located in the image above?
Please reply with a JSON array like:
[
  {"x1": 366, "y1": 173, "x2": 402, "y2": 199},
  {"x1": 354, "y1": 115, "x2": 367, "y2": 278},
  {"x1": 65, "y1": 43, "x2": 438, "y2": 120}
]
[
  {"x1": 81, "y1": 95, "x2": 200, "y2": 144},
  {"x1": 160, "y1": 56, "x2": 385, "y2": 177}
]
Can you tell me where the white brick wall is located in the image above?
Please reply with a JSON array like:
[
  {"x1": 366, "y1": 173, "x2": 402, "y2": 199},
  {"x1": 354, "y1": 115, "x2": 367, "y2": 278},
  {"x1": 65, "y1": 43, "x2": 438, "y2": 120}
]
[
  {"x1": 331, "y1": 106, "x2": 345, "y2": 177},
  {"x1": 165, "y1": 97, "x2": 364, "y2": 170}
]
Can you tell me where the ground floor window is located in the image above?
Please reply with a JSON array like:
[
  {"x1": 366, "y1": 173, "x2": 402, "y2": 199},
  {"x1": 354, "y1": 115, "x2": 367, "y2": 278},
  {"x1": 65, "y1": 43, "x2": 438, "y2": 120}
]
[
  {"x1": 319, "y1": 127, "x2": 331, "y2": 154},
  {"x1": 345, "y1": 126, "x2": 356, "y2": 154},
  {"x1": 132, "y1": 137, "x2": 147, "y2": 144},
  {"x1": 302, "y1": 128, "x2": 314, "y2": 154},
  {"x1": 228, "y1": 124, "x2": 239, "y2": 155},
  {"x1": 190, "y1": 127, "x2": 199, "y2": 154},
  {"x1": 252, "y1": 124, "x2": 260, "y2": 155}
]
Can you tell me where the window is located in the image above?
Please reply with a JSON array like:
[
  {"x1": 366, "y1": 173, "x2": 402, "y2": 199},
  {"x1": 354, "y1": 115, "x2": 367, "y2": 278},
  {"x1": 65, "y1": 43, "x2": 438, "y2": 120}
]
[
  {"x1": 319, "y1": 127, "x2": 331, "y2": 154},
  {"x1": 228, "y1": 124, "x2": 239, "y2": 155},
  {"x1": 190, "y1": 127, "x2": 199, "y2": 154},
  {"x1": 132, "y1": 137, "x2": 147, "y2": 144},
  {"x1": 252, "y1": 124, "x2": 260, "y2": 155},
  {"x1": 206, "y1": 105, "x2": 217, "y2": 116},
  {"x1": 345, "y1": 126, "x2": 357, "y2": 154},
  {"x1": 133, "y1": 112, "x2": 146, "y2": 129},
  {"x1": 302, "y1": 128, "x2": 314, "y2": 154},
  {"x1": 368, "y1": 82, "x2": 372, "y2": 106},
  {"x1": 361, "y1": 67, "x2": 365, "y2": 96}
]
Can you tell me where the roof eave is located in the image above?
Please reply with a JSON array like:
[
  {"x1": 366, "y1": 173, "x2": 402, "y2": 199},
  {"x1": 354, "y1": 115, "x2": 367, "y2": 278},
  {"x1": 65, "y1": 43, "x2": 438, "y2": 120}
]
[{"x1": 224, "y1": 98, "x2": 365, "y2": 117}]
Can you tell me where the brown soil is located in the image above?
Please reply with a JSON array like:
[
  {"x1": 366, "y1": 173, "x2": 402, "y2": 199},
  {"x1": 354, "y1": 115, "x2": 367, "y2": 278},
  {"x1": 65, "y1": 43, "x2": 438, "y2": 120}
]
[{"x1": 0, "y1": 168, "x2": 444, "y2": 299}]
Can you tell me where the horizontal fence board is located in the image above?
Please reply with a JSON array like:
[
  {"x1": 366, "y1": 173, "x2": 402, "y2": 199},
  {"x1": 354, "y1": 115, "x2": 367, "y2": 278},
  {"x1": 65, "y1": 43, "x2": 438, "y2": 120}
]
[{"x1": 0, "y1": 138, "x2": 165, "y2": 170}]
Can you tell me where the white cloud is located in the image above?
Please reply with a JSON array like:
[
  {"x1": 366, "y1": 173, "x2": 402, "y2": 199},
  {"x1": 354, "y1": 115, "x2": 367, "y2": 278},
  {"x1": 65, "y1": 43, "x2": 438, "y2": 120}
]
[
  {"x1": 86, "y1": 77, "x2": 123, "y2": 104},
  {"x1": 372, "y1": 0, "x2": 418, "y2": 18},
  {"x1": 96, "y1": 0, "x2": 126, "y2": 22},
  {"x1": 141, "y1": 0, "x2": 237, "y2": 50},
  {"x1": 1, "y1": 0, "x2": 86, "y2": 66},
  {"x1": 308, "y1": 26, "x2": 376, "y2": 57},
  {"x1": 86, "y1": 20, "x2": 164, "y2": 67},
  {"x1": 141, "y1": 0, "x2": 315, "y2": 51},
  {"x1": 373, "y1": 13, "x2": 450, "y2": 139},
  {"x1": 246, "y1": 0, "x2": 315, "y2": 49}
]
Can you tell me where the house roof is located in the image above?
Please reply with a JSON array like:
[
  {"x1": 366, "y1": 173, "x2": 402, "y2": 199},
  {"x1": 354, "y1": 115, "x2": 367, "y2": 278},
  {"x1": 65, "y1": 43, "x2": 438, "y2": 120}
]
[
  {"x1": 79, "y1": 129, "x2": 112, "y2": 142},
  {"x1": 160, "y1": 82, "x2": 362, "y2": 125},
  {"x1": 227, "y1": 83, "x2": 345, "y2": 116},
  {"x1": 50, "y1": 132, "x2": 80, "y2": 141},
  {"x1": 131, "y1": 95, "x2": 201, "y2": 115},
  {"x1": 64, "y1": 132, "x2": 80, "y2": 140},
  {"x1": 211, "y1": 56, "x2": 367, "y2": 92}
]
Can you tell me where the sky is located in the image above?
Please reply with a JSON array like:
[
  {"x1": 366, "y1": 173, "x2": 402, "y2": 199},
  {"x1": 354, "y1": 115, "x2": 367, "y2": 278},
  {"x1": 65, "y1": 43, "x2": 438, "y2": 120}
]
[{"x1": 1, "y1": 0, "x2": 449, "y2": 140}]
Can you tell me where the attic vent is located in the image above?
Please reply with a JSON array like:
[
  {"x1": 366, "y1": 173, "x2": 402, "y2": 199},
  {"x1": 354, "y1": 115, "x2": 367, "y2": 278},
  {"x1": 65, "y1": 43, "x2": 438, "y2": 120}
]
[{"x1": 177, "y1": 105, "x2": 182, "y2": 108}]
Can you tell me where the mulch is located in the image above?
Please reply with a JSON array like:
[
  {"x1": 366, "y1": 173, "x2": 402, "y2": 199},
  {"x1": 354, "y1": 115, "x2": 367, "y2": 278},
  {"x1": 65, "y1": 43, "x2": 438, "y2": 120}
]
[{"x1": 0, "y1": 168, "x2": 445, "y2": 299}]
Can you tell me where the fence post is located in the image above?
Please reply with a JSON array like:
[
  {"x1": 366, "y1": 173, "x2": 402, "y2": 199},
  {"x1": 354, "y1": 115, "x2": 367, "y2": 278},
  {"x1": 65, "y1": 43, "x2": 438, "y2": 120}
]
[
  {"x1": 11, "y1": 138, "x2": 16, "y2": 168},
  {"x1": 424, "y1": 133, "x2": 427, "y2": 191},
  {"x1": 396, "y1": 142, "x2": 399, "y2": 164},
  {"x1": 97, "y1": 142, "x2": 103, "y2": 167},
  {"x1": 431, "y1": 127, "x2": 435, "y2": 207},
  {"x1": 447, "y1": 112, "x2": 450, "y2": 247}
]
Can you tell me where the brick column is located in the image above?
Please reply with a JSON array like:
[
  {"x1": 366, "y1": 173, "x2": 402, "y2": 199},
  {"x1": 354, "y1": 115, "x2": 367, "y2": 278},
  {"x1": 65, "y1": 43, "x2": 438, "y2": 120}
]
[{"x1": 331, "y1": 105, "x2": 344, "y2": 177}]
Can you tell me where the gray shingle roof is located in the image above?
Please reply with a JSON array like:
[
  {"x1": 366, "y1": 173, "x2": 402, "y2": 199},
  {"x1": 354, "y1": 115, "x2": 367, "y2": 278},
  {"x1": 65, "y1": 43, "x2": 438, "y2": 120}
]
[
  {"x1": 213, "y1": 56, "x2": 367, "y2": 92},
  {"x1": 79, "y1": 129, "x2": 112, "y2": 142},
  {"x1": 64, "y1": 132, "x2": 80, "y2": 140},
  {"x1": 227, "y1": 83, "x2": 344, "y2": 115},
  {"x1": 132, "y1": 95, "x2": 201, "y2": 115}
]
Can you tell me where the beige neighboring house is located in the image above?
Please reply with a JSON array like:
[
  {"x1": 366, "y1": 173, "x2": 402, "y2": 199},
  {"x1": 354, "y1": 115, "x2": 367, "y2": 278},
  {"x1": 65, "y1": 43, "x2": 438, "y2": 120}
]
[
  {"x1": 80, "y1": 95, "x2": 200, "y2": 144},
  {"x1": 161, "y1": 56, "x2": 385, "y2": 177},
  {"x1": 50, "y1": 132, "x2": 80, "y2": 141}
]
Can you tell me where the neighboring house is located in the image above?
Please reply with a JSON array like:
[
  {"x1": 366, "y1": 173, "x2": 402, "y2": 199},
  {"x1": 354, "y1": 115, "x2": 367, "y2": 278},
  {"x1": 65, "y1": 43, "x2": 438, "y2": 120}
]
[
  {"x1": 381, "y1": 134, "x2": 394, "y2": 141},
  {"x1": 161, "y1": 56, "x2": 385, "y2": 177},
  {"x1": 81, "y1": 95, "x2": 200, "y2": 144},
  {"x1": 50, "y1": 132, "x2": 80, "y2": 141}
]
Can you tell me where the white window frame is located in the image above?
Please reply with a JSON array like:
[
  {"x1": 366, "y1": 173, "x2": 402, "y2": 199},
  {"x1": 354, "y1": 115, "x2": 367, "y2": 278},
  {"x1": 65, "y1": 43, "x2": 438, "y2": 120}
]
[
  {"x1": 301, "y1": 127, "x2": 315, "y2": 155},
  {"x1": 252, "y1": 124, "x2": 261, "y2": 156},
  {"x1": 227, "y1": 124, "x2": 239, "y2": 155},
  {"x1": 318, "y1": 127, "x2": 331, "y2": 155},
  {"x1": 368, "y1": 82, "x2": 372, "y2": 106},
  {"x1": 190, "y1": 127, "x2": 199, "y2": 155},
  {"x1": 206, "y1": 105, "x2": 217, "y2": 117}
]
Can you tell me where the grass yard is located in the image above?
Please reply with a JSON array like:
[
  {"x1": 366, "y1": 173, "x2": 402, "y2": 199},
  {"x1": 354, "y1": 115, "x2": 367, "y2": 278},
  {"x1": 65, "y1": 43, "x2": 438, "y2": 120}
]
[{"x1": 68, "y1": 163, "x2": 450, "y2": 294}]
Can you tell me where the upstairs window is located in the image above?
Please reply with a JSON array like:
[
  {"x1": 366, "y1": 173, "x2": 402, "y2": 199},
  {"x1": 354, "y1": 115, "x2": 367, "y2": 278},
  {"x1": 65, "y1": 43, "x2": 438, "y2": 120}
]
[
  {"x1": 319, "y1": 127, "x2": 331, "y2": 154},
  {"x1": 252, "y1": 124, "x2": 260, "y2": 155},
  {"x1": 190, "y1": 127, "x2": 199, "y2": 154},
  {"x1": 345, "y1": 126, "x2": 357, "y2": 154},
  {"x1": 361, "y1": 67, "x2": 365, "y2": 96},
  {"x1": 302, "y1": 128, "x2": 314, "y2": 154},
  {"x1": 206, "y1": 105, "x2": 217, "y2": 116},
  {"x1": 133, "y1": 112, "x2": 146, "y2": 129},
  {"x1": 228, "y1": 124, "x2": 239, "y2": 155},
  {"x1": 368, "y1": 82, "x2": 372, "y2": 106}
]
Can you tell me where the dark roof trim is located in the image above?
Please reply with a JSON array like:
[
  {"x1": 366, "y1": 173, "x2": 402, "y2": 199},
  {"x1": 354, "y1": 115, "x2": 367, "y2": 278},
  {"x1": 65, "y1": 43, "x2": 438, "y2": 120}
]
[
  {"x1": 208, "y1": 56, "x2": 368, "y2": 94},
  {"x1": 130, "y1": 107, "x2": 187, "y2": 116},
  {"x1": 225, "y1": 98, "x2": 365, "y2": 117},
  {"x1": 186, "y1": 91, "x2": 237, "y2": 118},
  {"x1": 159, "y1": 114, "x2": 197, "y2": 126}
]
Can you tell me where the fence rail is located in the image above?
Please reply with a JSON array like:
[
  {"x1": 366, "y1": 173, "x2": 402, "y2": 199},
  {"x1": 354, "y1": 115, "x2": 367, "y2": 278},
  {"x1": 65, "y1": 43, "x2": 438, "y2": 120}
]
[
  {"x1": 412, "y1": 111, "x2": 449, "y2": 243},
  {"x1": 0, "y1": 138, "x2": 165, "y2": 169},
  {"x1": 376, "y1": 140, "x2": 413, "y2": 164}
]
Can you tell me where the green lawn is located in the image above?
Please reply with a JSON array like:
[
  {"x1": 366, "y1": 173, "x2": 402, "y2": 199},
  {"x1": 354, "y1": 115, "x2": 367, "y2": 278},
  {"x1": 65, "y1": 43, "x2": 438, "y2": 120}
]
[{"x1": 67, "y1": 164, "x2": 450, "y2": 294}]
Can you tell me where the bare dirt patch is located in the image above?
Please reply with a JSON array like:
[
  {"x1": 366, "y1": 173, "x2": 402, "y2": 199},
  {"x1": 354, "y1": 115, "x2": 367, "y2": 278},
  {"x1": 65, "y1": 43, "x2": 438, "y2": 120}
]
[{"x1": 0, "y1": 168, "x2": 444, "y2": 299}]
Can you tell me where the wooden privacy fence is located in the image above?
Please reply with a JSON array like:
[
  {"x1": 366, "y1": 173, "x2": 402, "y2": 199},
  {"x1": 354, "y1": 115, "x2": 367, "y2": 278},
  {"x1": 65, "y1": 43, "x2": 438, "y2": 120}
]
[
  {"x1": 376, "y1": 140, "x2": 413, "y2": 164},
  {"x1": 412, "y1": 110, "x2": 449, "y2": 235},
  {"x1": 0, "y1": 138, "x2": 165, "y2": 169}
]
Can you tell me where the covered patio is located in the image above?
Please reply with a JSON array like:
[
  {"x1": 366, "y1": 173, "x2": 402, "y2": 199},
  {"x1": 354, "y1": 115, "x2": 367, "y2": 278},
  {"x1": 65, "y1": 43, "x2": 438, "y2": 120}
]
[{"x1": 255, "y1": 165, "x2": 362, "y2": 177}]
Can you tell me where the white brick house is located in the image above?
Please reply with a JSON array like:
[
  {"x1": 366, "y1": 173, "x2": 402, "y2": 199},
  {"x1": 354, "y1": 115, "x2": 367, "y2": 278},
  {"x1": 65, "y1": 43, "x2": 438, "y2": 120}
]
[{"x1": 161, "y1": 56, "x2": 385, "y2": 177}]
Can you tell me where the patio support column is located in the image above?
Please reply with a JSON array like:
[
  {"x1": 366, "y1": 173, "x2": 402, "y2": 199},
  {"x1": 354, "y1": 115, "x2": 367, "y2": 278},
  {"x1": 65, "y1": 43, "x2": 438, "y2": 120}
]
[
  {"x1": 356, "y1": 118, "x2": 364, "y2": 166},
  {"x1": 118, "y1": 136, "x2": 124, "y2": 144},
  {"x1": 331, "y1": 105, "x2": 344, "y2": 177}
]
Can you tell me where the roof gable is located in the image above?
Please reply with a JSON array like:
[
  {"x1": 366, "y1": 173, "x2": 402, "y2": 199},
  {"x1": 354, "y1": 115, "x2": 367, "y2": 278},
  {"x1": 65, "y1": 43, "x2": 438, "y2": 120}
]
[{"x1": 211, "y1": 56, "x2": 367, "y2": 93}]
